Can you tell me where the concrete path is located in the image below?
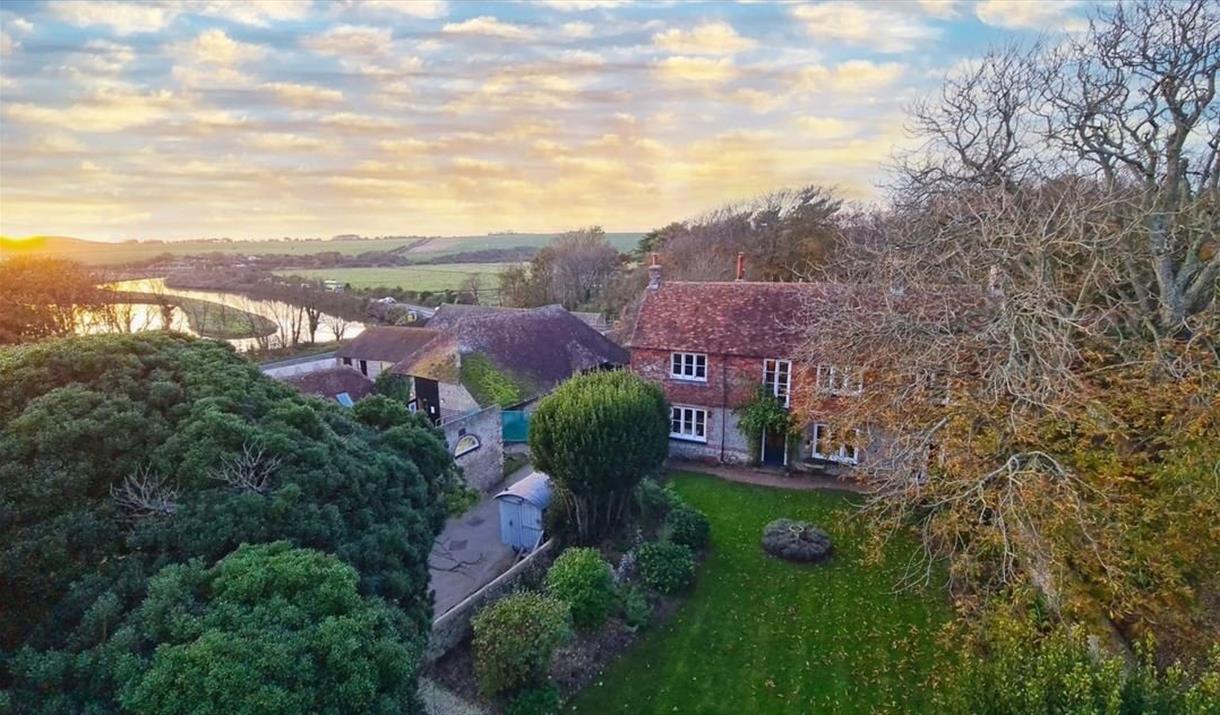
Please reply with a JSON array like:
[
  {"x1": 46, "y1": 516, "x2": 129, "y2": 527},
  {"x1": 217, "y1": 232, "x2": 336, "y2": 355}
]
[
  {"x1": 429, "y1": 462, "x2": 535, "y2": 616},
  {"x1": 668, "y1": 459, "x2": 868, "y2": 494}
]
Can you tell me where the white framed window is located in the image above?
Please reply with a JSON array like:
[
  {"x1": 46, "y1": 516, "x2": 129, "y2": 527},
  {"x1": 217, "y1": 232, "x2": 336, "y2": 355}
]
[
  {"x1": 763, "y1": 359, "x2": 792, "y2": 407},
  {"x1": 670, "y1": 405, "x2": 708, "y2": 442},
  {"x1": 454, "y1": 434, "x2": 480, "y2": 458},
  {"x1": 815, "y1": 364, "x2": 863, "y2": 396},
  {"x1": 810, "y1": 423, "x2": 860, "y2": 464},
  {"x1": 670, "y1": 352, "x2": 707, "y2": 381}
]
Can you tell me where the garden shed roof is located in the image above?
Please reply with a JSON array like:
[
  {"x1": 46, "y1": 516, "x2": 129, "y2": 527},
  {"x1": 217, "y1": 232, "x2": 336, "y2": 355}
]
[{"x1": 495, "y1": 471, "x2": 552, "y2": 509}]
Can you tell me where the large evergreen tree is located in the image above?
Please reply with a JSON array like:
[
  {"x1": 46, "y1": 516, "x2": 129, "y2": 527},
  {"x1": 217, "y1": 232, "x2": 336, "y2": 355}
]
[{"x1": 0, "y1": 333, "x2": 460, "y2": 712}]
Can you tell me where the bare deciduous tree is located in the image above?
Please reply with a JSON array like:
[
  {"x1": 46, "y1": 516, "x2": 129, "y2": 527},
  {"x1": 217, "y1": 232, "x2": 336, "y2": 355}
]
[
  {"x1": 209, "y1": 443, "x2": 282, "y2": 494},
  {"x1": 110, "y1": 467, "x2": 178, "y2": 521},
  {"x1": 797, "y1": 0, "x2": 1220, "y2": 651}
]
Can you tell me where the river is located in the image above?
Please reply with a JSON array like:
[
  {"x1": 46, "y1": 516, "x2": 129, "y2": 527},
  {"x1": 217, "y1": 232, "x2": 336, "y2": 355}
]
[{"x1": 93, "y1": 278, "x2": 366, "y2": 352}]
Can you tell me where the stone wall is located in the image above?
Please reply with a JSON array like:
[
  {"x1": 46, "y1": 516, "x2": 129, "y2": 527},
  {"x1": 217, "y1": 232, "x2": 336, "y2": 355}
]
[
  {"x1": 426, "y1": 539, "x2": 556, "y2": 662},
  {"x1": 442, "y1": 405, "x2": 504, "y2": 492}
]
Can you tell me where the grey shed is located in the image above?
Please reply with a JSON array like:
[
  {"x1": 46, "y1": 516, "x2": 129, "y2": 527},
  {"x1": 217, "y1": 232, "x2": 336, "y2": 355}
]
[{"x1": 495, "y1": 471, "x2": 552, "y2": 552}]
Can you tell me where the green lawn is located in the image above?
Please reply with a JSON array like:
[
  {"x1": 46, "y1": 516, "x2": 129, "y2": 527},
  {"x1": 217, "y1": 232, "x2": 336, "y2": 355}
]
[
  {"x1": 274, "y1": 263, "x2": 519, "y2": 292},
  {"x1": 568, "y1": 473, "x2": 954, "y2": 715}
]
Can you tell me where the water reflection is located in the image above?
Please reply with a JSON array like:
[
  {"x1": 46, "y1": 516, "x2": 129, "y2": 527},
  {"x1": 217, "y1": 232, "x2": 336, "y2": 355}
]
[{"x1": 88, "y1": 278, "x2": 366, "y2": 351}]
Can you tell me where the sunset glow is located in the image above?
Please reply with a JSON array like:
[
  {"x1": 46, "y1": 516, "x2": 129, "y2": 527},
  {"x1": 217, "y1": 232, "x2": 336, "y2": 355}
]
[{"x1": 1, "y1": 1, "x2": 1092, "y2": 240}]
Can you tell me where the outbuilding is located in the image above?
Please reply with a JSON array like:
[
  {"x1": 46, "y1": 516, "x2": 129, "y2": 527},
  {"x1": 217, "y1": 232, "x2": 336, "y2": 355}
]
[{"x1": 494, "y1": 471, "x2": 552, "y2": 552}]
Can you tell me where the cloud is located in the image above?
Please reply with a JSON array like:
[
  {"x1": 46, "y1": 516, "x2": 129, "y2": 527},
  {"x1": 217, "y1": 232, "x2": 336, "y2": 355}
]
[
  {"x1": 49, "y1": 0, "x2": 177, "y2": 35},
  {"x1": 654, "y1": 21, "x2": 757, "y2": 55},
  {"x1": 655, "y1": 56, "x2": 737, "y2": 85},
  {"x1": 263, "y1": 81, "x2": 344, "y2": 107},
  {"x1": 0, "y1": 30, "x2": 14, "y2": 57},
  {"x1": 794, "y1": 116, "x2": 859, "y2": 140},
  {"x1": 975, "y1": 0, "x2": 1087, "y2": 32},
  {"x1": 5, "y1": 87, "x2": 183, "y2": 132},
  {"x1": 791, "y1": 1, "x2": 940, "y2": 53},
  {"x1": 561, "y1": 21, "x2": 594, "y2": 38},
  {"x1": 193, "y1": 0, "x2": 312, "y2": 27},
  {"x1": 917, "y1": 0, "x2": 960, "y2": 19},
  {"x1": 171, "y1": 29, "x2": 266, "y2": 67},
  {"x1": 303, "y1": 24, "x2": 393, "y2": 57},
  {"x1": 242, "y1": 133, "x2": 327, "y2": 151},
  {"x1": 531, "y1": 1, "x2": 628, "y2": 10},
  {"x1": 351, "y1": 0, "x2": 449, "y2": 19},
  {"x1": 442, "y1": 16, "x2": 535, "y2": 40}
]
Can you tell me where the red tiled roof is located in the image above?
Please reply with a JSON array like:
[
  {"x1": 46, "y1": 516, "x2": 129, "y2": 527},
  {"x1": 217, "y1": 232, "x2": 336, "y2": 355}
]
[
  {"x1": 337, "y1": 326, "x2": 440, "y2": 362},
  {"x1": 626, "y1": 281, "x2": 831, "y2": 357},
  {"x1": 628, "y1": 280, "x2": 983, "y2": 358}
]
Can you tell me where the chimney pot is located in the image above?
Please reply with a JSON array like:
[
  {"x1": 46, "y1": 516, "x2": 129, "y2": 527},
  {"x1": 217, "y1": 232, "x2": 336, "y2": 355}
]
[
  {"x1": 648, "y1": 253, "x2": 662, "y2": 290},
  {"x1": 735, "y1": 252, "x2": 745, "y2": 281}
]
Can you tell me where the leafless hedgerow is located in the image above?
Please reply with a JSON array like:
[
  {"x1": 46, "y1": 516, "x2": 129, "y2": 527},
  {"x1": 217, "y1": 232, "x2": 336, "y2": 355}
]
[
  {"x1": 208, "y1": 443, "x2": 282, "y2": 494},
  {"x1": 110, "y1": 466, "x2": 179, "y2": 521},
  {"x1": 797, "y1": 0, "x2": 1220, "y2": 622}
]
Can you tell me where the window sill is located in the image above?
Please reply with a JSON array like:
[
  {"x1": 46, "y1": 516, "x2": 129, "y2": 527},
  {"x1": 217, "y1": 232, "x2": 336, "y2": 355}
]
[
  {"x1": 669, "y1": 435, "x2": 708, "y2": 444},
  {"x1": 668, "y1": 376, "x2": 709, "y2": 384}
]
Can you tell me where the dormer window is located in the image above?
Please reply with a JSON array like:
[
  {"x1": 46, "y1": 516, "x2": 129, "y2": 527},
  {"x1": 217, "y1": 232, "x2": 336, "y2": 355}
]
[
  {"x1": 763, "y1": 359, "x2": 791, "y2": 407},
  {"x1": 815, "y1": 364, "x2": 863, "y2": 396},
  {"x1": 670, "y1": 352, "x2": 707, "y2": 381}
]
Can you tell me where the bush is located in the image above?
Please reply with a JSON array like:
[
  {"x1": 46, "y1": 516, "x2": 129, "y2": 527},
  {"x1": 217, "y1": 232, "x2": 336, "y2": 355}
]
[
  {"x1": 636, "y1": 541, "x2": 695, "y2": 594},
  {"x1": 620, "y1": 586, "x2": 652, "y2": 630},
  {"x1": 472, "y1": 593, "x2": 571, "y2": 696},
  {"x1": 505, "y1": 683, "x2": 561, "y2": 715},
  {"x1": 545, "y1": 548, "x2": 616, "y2": 630},
  {"x1": 665, "y1": 504, "x2": 710, "y2": 549},
  {"x1": 635, "y1": 479, "x2": 681, "y2": 526}
]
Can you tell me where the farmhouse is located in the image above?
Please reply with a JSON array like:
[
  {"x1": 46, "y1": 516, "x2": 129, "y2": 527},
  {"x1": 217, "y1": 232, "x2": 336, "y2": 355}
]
[{"x1": 627, "y1": 259, "x2": 868, "y2": 470}]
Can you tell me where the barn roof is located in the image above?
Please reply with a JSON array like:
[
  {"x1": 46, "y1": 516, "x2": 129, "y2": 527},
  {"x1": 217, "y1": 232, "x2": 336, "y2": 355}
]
[
  {"x1": 395, "y1": 304, "x2": 628, "y2": 406},
  {"x1": 495, "y1": 471, "x2": 552, "y2": 509},
  {"x1": 337, "y1": 326, "x2": 440, "y2": 362}
]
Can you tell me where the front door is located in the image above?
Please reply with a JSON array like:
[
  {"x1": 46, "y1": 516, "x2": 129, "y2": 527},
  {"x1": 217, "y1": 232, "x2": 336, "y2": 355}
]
[{"x1": 762, "y1": 428, "x2": 786, "y2": 466}]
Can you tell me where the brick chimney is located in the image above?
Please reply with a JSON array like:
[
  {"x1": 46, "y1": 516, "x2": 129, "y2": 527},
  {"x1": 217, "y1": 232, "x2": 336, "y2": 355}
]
[
  {"x1": 648, "y1": 252, "x2": 662, "y2": 291},
  {"x1": 735, "y1": 252, "x2": 745, "y2": 281}
]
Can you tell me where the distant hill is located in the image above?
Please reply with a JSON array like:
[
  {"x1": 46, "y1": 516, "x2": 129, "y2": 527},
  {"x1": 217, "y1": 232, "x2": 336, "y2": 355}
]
[
  {"x1": 0, "y1": 235, "x2": 108, "y2": 258},
  {"x1": 0, "y1": 233, "x2": 645, "y2": 266}
]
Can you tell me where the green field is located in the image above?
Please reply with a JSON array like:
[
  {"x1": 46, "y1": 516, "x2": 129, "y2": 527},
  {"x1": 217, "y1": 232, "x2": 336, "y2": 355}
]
[
  {"x1": 274, "y1": 263, "x2": 519, "y2": 293},
  {"x1": 568, "y1": 473, "x2": 954, "y2": 715},
  {"x1": 2, "y1": 233, "x2": 643, "y2": 266}
]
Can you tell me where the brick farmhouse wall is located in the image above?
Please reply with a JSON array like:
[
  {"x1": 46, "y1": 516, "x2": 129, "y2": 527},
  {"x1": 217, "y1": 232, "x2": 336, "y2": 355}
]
[{"x1": 631, "y1": 347, "x2": 861, "y2": 469}]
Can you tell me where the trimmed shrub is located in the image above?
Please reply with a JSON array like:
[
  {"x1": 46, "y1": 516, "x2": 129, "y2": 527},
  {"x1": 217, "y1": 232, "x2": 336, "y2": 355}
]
[
  {"x1": 545, "y1": 548, "x2": 616, "y2": 630},
  {"x1": 621, "y1": 586, "x2": 652, "y2": 630},
  {"x1": 529, "y1": 371, "x2": 670, "y2": 542},
  {"x1": 665, "y1": 504, "x2": 710, "y2": 549},
  {"x1": 472, "y1": 593, "x2": 571, "y2": 696},
  {"x1": 505, "y1": 683, "x2": 561, "y2": 715},
  {"x1": 636, "y1": 541, "x2": 695, "y2": 595}
]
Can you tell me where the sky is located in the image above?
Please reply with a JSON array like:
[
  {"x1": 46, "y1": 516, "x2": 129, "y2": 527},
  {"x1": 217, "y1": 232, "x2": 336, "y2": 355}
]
[{"x1": 0, "y1": 0, "x2": 1095, "y2": 241}]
